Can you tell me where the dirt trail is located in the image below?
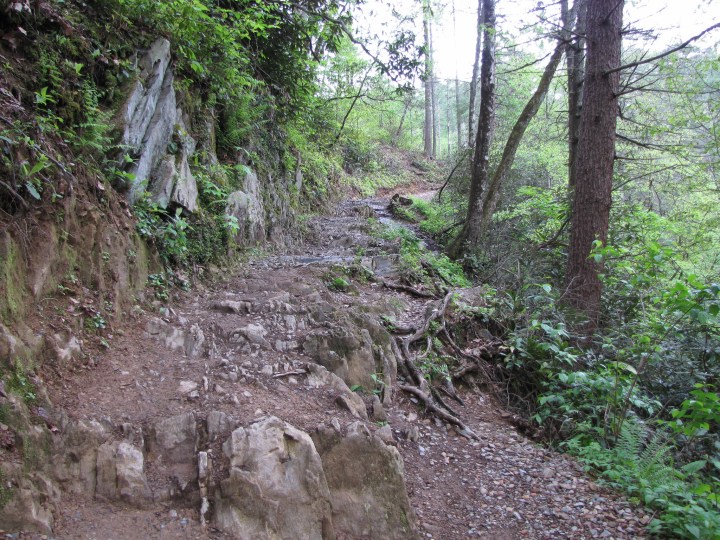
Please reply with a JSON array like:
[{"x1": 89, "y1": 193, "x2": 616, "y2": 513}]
[{"x1": 29, "y1": 194, "x2": 651, "y2": 539}]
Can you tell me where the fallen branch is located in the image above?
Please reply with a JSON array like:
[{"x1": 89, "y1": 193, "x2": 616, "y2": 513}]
[{"x1": 273, "y1": 370, "x2": 307, "y2": 379}]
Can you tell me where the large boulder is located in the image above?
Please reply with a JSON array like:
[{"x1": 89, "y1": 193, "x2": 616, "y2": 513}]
[
  {"x1": 303, "y1": 309, "x2": 397, "y2": 399},
  {"x1": 312, "y1": 424, "x2": 417, "y2": 539},
  {"x1": 214, "y1": 416, "x2": 335, "y2": 539},
  {"x1": 53, "y1": 419, "x2": 108, "y2": 495},
  {"x1": 95, "y1": 441, "x2": 151, "y2": 506}
]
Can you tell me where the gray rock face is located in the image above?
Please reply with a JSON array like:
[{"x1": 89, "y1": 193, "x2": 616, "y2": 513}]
[
  {"x1": 313, "y1": 425, "x2": 416, "y2": 539},
  {"x1": 303, "y1": 311, "x2": 397, "y2": 396},
  {"x1": 96, "y1": 441, "x2": 151, "y2": 505},
  {"x1": 214, "y1": 416, "x2": 335, "y2": 539},
  {"x1": 120, "y1": 38, "x2": 198, "y2": 212},
  {"x1": 225, "y1": 170, "x2": 267, "y2": 245},
  {"x1": 0, "y1": 469, "x2": 57, "y2": 535},
  {"x1": 148, "y1": 412, "x2": 198, "y2": 496},
  {"x1": 54, "y1": 419, "x2": 107, "y2": 495}
]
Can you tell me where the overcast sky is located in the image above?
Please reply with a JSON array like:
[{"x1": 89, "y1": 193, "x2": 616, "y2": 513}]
[{"x1": 355, "y1": 0, "x2": 720, "y2": 81}]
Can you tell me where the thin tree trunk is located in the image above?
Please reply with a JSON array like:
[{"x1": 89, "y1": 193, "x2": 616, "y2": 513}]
[
  {"x1": 431, "y1": 21, "x2": 439, "y2": 159},
  {"x1": 453, "y1": 0, "x2": 463, "y2": 149},
  {"x1": 333, "y1": 62, "x2": 375, "y2": 144},
  {"x1": 423, "y1": 0, "x2": 433, "y2": 158},
  {"x1": 449, "y1": 0, "x2": 496, "y2": 257},
  {"x1": 446, "y1": 82, "x2": 452, "y2": 157},
  {"x1": 478, "y1": 42, "x2": 565, "y2": 236},
  {"x1": 393, "y1": 92, "x2": 413, "y2": 147},
  {"x1": 563, "y1": 0, "x2": 587, "y2": 187},
  {"x1": 565, "y1": 0, "x2": 624, "y2": 325},
  {"x1": 467, "y1": 0, "x2": 483, "y2": 146}
]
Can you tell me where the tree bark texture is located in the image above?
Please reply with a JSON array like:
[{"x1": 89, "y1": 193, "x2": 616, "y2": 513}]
[
  {"x1": 565, "y1": 0, "x2": 623, "y2": 324},
  {"x1": 564, "y1": 0, "x2": 588, "y2": 187},
  {"x1": 467, "y1": 0, "x2": 484, "y2": 147},
  {"x1": 449, "y1": 0, "x2": 496, "y2": 257}
]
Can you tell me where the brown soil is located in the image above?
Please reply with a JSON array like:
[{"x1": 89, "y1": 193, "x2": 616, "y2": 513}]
[{"x1": 8, "y1": 194, "x2": 650, "y2": 540}]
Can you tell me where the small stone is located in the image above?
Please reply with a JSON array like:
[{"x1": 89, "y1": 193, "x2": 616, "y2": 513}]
[
  {"x1": 407, "y1": 426, "x2": 420, "y2": 442},
  {"x1": 243, "y1": 391, "x2": 252, "y2": 398},
  {"x1": 178, "y1": 381, "x2": 198, "y2": 394},
  {"x1": 215, "y1": 384, "x2": 226, "y2": 394},
  {"x1": 260, "y1": 365, "x2": 273, "y2": 376}
]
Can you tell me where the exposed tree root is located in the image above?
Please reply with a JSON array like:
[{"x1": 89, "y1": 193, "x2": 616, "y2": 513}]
[
  {"x1": 381, "y1": 279, "x2": 437, "y2": 299},
  {"x1": 390, "y1": 291, "x2": 485, "y2": 440}
]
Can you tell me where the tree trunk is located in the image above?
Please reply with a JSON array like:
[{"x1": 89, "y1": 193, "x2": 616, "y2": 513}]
[
  {"x1": 565, "y1": 0, "x2": 624, "y2": 325},
  {"x1": 449, "y1": 0, "x2": 496, "y2": 257},
  {"x1": 393, "y1": 92, "x2": 413, "y2": 147},
  {"x1": 478, "y1": 42, "x2": 565, "y2": 236},
  {"x1": 452, "y1": 0, "x2": 463, "y2": 150},
  {"x1": 423, "y1": 0, "x2": 433, "y2": 158},
  {"x1": 431, "y1": 21, "x2": 440, "y2": 159},
  {"x1": 564, "y1": 0, "x2": 588, "y2": 187},
  {"x1": 467, "y1": 0, "x2": 483, "y2": 146}
]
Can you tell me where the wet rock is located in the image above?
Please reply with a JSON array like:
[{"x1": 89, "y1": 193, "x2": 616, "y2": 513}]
[
  {"x1": 312, "y1": 424, "x2": 416, "y2": 539},
  {"x1": 96, "y1": 441, "x2": 151, "y2": 505},
  {"x1": 214, "y1": 416, "x2": 334, "y2": 539}
]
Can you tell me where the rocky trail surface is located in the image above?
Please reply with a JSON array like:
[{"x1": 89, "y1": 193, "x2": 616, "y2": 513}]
[{"x1": 3, "y1": 194, "x2": 651, "y2": 540}]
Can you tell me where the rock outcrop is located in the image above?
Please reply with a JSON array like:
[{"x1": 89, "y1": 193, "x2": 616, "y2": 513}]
[
  {"x1": 120, "y1": 38, "x2": 198, "y2": 212},
  {"x1": 313, "y1": 423, "x2": 416, "y2": 540},
  {"x1": 214, "y1": 416, "x2": 335, "y2": 539}
]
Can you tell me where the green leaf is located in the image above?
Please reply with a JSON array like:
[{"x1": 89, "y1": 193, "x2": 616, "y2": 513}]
[
  {"x1": 25, "y1": 181, "x2": 41, "y2": 199},
  {"x1": 682, "y1": 460, "x2": 707, "y2": 475},
  {"x1": 685, "y1": 524, "x2": 700, "y2": 539}
]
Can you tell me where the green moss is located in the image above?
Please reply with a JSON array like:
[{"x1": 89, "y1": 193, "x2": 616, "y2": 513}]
[{"x1": 0, "y1": 235, "x2": 26, "y2": 322}]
